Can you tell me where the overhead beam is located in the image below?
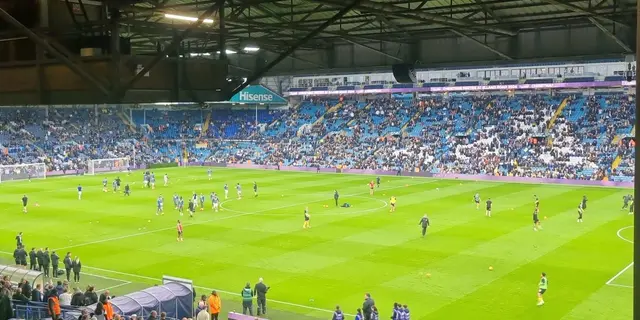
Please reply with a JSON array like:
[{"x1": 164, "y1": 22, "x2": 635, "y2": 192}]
[
  {"x1": 376, "y1": 14, "x2": 411, "y2": 38},
  {"x1": 342, "y1": 37, "x2": 404, "y2": 62},
  {"x1": 450, "y1": 30, "x2": 513, "y2": 60},
  {"x1": 308, "y1": 0, "x2": 517, "y2": 36},
  {"x1": 0, "y1": 8, "x2": 111, "y2": 97},
  {"x1": 230, "y1": 0, "x2": 363, "y2": 98},
  {"x1": 472, "y1": 0, "x2": 504, "y2": 23},
  {"x1": 116, "y1": 3, "x2": 220, "y2": 101},
  {"x1": 588, "y1": 17, "x2": 632, "y2": 52},
  {"x1": 542, "y1": 0, "x2": 630, "y2": 27}
]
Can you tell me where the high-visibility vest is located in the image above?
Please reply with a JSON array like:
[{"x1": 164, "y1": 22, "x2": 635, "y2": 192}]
[{"x1": 48, "y1": 296, "x2": 61, "y2": 316}]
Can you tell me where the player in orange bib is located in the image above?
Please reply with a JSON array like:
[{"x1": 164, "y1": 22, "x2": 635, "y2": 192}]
[
  {"x1": 369, "y1": 181, "x2": 375, "y2": 195},
  {"x1": 177, "y1": 220, "x2": 183, "y2": 242}
]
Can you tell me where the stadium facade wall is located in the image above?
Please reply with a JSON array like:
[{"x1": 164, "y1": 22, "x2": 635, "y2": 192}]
[{"x1": 222, "y1": 163, "x2": 633, "y2": 188}]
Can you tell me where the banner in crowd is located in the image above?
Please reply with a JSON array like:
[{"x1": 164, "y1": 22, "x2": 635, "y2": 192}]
[{"x1": 229, "y1": 85, "x2": 287, "y2": 104}]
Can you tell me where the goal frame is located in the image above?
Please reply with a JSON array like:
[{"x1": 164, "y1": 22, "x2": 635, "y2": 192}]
[
  {"x1": 0, "y1": 163, "x2": 47, "y2": 183},
  {"x1": 87, "y1": 157, "x2": 131, "y2": 175}
]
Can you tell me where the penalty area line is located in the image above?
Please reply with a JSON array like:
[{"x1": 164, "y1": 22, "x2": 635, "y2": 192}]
[{"x1": 605, "y1": 261, "x2": 634, "y2": 288}]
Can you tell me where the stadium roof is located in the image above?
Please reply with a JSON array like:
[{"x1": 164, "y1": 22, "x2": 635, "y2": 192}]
[{"x1": 118, "y1": 0, "x2": 636, "y2": 54}]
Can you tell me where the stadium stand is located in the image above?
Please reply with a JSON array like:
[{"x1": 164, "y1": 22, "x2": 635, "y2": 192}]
[{"x1": 0, "y1": 93, "x2": 634, "y2": 181}]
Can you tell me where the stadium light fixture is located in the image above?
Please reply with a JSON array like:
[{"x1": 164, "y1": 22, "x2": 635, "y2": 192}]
[
  {"x1": 164, "y1": 13, "x2": 214, "y2": 24},
  {"x1": 216, "y1": 49, "x2": 237, "y2": 54},
  {"x1": 243, "y1": 45, "x2": 260, "y2": 52}
]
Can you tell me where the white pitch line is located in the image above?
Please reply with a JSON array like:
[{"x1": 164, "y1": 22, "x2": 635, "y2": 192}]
[
  {"x1": 616, "y1": 226, "x2": 634, "y2": 244},
  {"x1": 97, "y1": 281, "x2": 133, "y2": 292},
  {"x1": 606, "y1": 283, "x2": 633, "y2": 289},
  {"x1": 605, "y1": 262, "x2": 634, "y2": 285},
  {"x1": 53, "y1": 181, "x2": 431, "y2": 251}
]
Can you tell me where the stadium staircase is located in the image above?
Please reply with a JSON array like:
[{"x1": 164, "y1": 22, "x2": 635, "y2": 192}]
[
  {"x1": 401, "y1": 109, "x2": 423, "y2": 133},
  {"x1": 546, "y1": 97, "x2": 569, "y2": 130},
  {"x1": 611, "y1": 155, "x2": 623, "y2": 171},
  {"x1": 201, "y1": 110, "x2": 212, "y2": 138},
  {"x1": 313, "y1": 102, "x2": 343, "y2": 126},
  {"x1": 117, "y1": 111, "x2": 137, "y2": 133}
]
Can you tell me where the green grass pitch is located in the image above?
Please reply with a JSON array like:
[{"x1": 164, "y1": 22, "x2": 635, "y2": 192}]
[{"x1": 0, "y1": 167, "x2": 633, "y2": 320}]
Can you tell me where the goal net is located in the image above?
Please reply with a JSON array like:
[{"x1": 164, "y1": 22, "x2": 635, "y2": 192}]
[
  {"x1": 0, "y1": 163, "x2": 47, "y2": 183},
  {"x1": 87, "y1": 158, "x2": 130, "y2": 175}
]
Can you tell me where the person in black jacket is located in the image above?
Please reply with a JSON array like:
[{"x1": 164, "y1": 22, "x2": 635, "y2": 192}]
[
  {"x1": 29, "y1": 248, "x2": 37, "y2": 270},
  {"x1": 362, "y1": 293, "x2": 374, "y2": 320},
  {"x1": 51, "y1": 251, "x2": 60, "y2": 278},
  {"x1": 63, "y1": 253, "x2": 73, "y2": 282},
  {"x1": 31, "y1": 284, "x2": 43, "y2": 302},
  {"x1": 36, "y1": 248, "x2": 44, "y2": 271},
  {"x1": 0, "y1": 287, "x2": 14, "y2": 320},
  {"x1": 84, "y1": 286, "x2": 98, "y2": 306},
  {"x1": 71, "y1": 288, "x2": 85, "y2": 307},
  {"x1": 20, "y1": 280, "x2": 31, "y2": 298},
  {"x1": 13, "y1": 246, "x2": 20, "y2": 266},
  {"x1": 17, "y1": 246, "x2": 27, "y2": 267},
  {"x1": 12, "y1": 287, "x2": 30, "y2": 304},
  {"x1": 72, "y1": 257, "x2": 82, "y2": 283},
  {"x1": 254, "y1": 278, "x2": 269, "y2": 316},
  {"x1": 43, "y1": 247, "x2": 51, "y2": 277}
]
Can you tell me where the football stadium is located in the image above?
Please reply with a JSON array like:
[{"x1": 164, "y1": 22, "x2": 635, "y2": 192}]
[{"x1": 0, "y1": 1, "x2": 637, "y2": 320}]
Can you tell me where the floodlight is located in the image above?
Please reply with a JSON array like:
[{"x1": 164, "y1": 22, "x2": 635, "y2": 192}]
[{"x1": 164, "y1": 13, "x2": 214, "y2": 24}]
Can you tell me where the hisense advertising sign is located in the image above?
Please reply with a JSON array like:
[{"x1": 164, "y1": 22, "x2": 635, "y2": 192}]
[{"x1": 230, "y1": 85, "x2": 287, "y2": 104}]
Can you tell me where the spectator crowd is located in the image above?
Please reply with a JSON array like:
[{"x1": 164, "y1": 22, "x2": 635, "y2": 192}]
[{"x1": 0, "y1": 93, "x2": 634, "y2": 182}]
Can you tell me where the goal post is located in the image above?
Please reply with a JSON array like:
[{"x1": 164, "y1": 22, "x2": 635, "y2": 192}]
[
  {"x1": 0, "y1": 163, "x2": 47, "y2": 183},
  {"x1": 87, "y1": 158, "x2": 131, "y2": 175}
]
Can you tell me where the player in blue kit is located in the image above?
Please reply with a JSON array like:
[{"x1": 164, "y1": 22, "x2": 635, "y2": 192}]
[
  {"x1": 173, "y1": 193, "x2": 179, "y2": 209},
  {"x1": 212, "y1": 193, "x2": 220, "y2": 212},
  {"x1": 199, "y1": 193, "x2": 205, "y2": 211},
  {"x1": 207, "y1": 168, "x2": 213, "y2": 180},
  {"x1": 191, "y1": 192, "x2": 198, "y2": 209},
  {"x1": 209, "y1": 192, "x2": 215, "y2": 209},
  {"x1": 178, "y1": 196, "x2": 184, "y2": 216},
  {"x1": 224, "y1": 184, "x2": 229, "y2": 199},
  {"x1": 156, "y1": 195, "x2": 164, "y2": 215},
  {"x1": 77, "y1": 185, "x2": 83, "y2": 200},
  {"x1": 102, "y1": 178, "x2": 108, "y2": 192},
  {"x1": 236, "y1": 183, "x2": 242, "y2": 199}
]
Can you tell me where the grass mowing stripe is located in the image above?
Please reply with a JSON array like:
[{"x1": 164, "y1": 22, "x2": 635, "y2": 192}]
[{"x1": 53, "y1": 180, "x2": 433, "y2": 251}]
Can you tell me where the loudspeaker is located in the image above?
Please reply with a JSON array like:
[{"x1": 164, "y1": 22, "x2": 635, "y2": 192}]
[{"x1": 391, "y1": 64, "x2": 416, "y2": 83}]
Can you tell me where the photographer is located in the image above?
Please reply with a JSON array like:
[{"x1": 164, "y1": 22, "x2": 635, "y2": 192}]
[{"x1": 254, "y1": 278, "x2": 270, "y2": 316}]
